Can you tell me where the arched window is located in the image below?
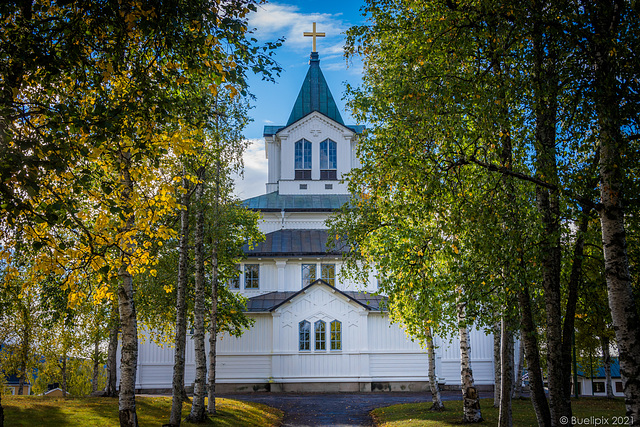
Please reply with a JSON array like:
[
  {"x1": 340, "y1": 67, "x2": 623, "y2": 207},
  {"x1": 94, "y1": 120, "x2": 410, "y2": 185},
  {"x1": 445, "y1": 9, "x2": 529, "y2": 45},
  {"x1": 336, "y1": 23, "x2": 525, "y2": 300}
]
[
  {"x1": 295, "y1": 139, "x2": 312, "y2": 180},
  {"x1": 330, "y1": 320, "x2": 342, "y2": 350},
  {"x1": 320, "y1": 139, "x2": 337, "y2": 180},
  {"x1": 299, "y1": 320, "x2": 311, "y2": 351},
  {"x1": 315, "y1": 320, "x2": 326, "y2": 350}
]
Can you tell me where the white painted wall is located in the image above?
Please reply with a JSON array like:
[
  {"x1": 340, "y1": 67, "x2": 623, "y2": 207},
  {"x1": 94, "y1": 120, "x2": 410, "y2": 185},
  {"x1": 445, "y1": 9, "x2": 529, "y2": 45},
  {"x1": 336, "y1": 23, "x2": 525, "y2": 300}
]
[
  {"x1": 131, "y1": 290, "x2": 496, "y2": 389},
  {"x1": 270, "y1": 112, "x2": 357, "y2": 195}
]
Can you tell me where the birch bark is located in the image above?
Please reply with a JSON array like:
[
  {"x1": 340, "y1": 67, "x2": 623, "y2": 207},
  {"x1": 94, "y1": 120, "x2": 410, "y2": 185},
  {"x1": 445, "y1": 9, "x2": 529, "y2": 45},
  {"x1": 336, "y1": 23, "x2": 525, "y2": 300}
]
[
  {"x1": 532, "y1": 3, "x2": 571, "y2": 422},
  {"x1": 493, "y1": 324, "x2": 501, "y2": 408},
  {"x1": 514, "y1": 335, "x2": 525, "y2": 399},
  {"x1": 105, "y1": 305, "x2": 119, "y2": 397},
  {"x1": 498, "y1": 318, "x2": 513, "y2": 427},
  {"x1": 517, "y1": 285, "x2": 551, "y2": 427},
  {"x1": 458, "y1": 301, "x2": 482, "y2": 423},
  {"x1": 591, "y1": 1, "x2": 640, "y2": 422},
  {"x1": 117, "y1": 151, "x2": 139, "y2": 427},
  {"x1": 92, "y1": 336, "x2": 100, "y2": 394},
  {"x1": 169, "y1": 177, "x2": 191, "y2": 427},
  {"x1": 601, "y1": 337, "x2": 615, "y2": 399},
  {"x1": 425, "y1": 326, "x2": 444, "y2": 411},
  {"x1": 61, "y1": 355, "x2": 67, "y2": 398},
  {"x1": 186, "y1": 181, "x2": 208, "y2": 423},
  {"x1": 207, "y1": 245, "x2": 219, "y2": 415}
]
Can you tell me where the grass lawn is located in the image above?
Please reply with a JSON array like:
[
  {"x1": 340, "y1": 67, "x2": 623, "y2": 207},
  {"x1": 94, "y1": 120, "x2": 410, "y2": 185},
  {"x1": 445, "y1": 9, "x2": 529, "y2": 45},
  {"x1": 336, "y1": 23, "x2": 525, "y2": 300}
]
[
  {"x1": 372, "y1": 397, "x2": 627, "y2": 426},
  {"x1": 3, "y1": 395, "x2": 283, "y2": 426}
]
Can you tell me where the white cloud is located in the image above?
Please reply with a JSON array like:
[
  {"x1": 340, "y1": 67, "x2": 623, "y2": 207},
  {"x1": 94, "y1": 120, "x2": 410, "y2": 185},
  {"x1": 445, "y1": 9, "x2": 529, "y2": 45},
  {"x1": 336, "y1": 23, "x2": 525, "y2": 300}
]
[
  {"x1": 249, "y1": 3, "x2": 348, "y2": 53},
  {"x1": 233, "y1": 138, "x2": 268, "y2": 199}
]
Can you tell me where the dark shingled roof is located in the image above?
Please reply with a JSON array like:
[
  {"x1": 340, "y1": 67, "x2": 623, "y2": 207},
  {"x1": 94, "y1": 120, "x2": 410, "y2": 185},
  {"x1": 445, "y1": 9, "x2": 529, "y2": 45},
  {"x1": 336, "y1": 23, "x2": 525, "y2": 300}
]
[
  {"x1": 242, "y1": 191, "x2": 351, "y2": 212},
  {"x1": 244, "y1": 229, "x2": 344, "y2": 257},
  {"x1": 245, "y1": 280, "x2": 387, "y2": 312}
]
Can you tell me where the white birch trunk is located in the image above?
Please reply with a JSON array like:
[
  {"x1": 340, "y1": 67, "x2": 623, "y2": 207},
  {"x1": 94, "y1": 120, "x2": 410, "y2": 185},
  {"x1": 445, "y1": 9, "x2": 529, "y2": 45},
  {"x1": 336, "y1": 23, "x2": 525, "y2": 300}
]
[
  {"x1": 117, "y1": 153, "x2": 139, "y2": 427},
  {"x1": 592, "y1": 1, "x2": 640, "y2": 422},
  {"x1": 105, "y1": 306, "x2": 119, "y2": 397},
  {"x1": 458, "y1": 301, "x2": 482, "y2": 423},
  {"x1": 498, "y1": 318, "x2": 513, "y2": 427},
  {"x1": 61, "y1": 355, "x2": 67, "y2": 398},
  {"x1": 493, "y1": 323, "x2": 501, "y2": 408},
  {"x1": 92, "y1": 336, "x2": 100, "y2": 394},
  {"x1": 169, "y1": 179, "x2": 191, "y2": 427},
  {"x1": 514, "y1": 334, "x2": 525, "y2": 399},
  {"x1": 186, "y1": 182, "x2": 207, "y2": 423},
  {"x1": 425, "y1": 326, "x2": 444, "y2": 411},
  {"x1": 601, "y1": 337, "x2": 615, "y2": 399},
  {"x1": 207, "y1": 246, "x2": 218, "y2": 415}
]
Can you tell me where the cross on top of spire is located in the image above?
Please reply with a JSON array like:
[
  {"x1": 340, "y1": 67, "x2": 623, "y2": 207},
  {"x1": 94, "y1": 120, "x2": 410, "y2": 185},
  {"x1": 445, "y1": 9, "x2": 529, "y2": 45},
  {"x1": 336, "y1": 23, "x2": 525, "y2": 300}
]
[{"x1": 303, "y1": 22, "x2": 325, "y2": 53}]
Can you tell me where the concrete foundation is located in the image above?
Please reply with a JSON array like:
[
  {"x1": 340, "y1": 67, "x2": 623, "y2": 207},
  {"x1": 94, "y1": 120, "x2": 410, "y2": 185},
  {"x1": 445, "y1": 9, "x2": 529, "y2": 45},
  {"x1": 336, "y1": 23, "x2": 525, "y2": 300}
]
[{"x1": 138, "y1": 381, "x2": 496, "y2": 394}]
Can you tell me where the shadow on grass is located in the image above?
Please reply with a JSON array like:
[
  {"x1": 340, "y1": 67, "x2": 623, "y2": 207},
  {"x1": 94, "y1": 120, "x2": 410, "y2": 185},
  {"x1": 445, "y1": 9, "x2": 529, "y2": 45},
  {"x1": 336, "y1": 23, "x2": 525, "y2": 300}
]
[
  {"x1": 3, "y1": 396, "x2": 281, "y2": 427},
  {"x1": 372, "y1": 397, "x2": 627, "y2": 427}
]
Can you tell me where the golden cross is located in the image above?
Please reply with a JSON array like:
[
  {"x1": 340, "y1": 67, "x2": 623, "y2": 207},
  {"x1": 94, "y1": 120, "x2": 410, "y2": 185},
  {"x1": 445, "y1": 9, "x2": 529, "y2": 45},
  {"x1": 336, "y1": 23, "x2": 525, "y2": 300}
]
[{"x1": 304, "y1": 22, "x2": 325, "y2": 53}]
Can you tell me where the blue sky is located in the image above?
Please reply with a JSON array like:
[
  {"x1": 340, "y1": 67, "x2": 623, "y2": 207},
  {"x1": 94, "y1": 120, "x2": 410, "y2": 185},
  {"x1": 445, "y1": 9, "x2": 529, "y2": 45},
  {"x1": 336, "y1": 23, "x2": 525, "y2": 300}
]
[{"x1": 234, "y1": 0, "x2": 367, "y2": 199}]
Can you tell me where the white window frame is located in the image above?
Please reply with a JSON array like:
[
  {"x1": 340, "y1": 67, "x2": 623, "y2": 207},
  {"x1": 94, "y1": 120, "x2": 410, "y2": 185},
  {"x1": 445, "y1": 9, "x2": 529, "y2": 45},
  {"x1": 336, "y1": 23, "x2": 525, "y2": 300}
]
[
  {"x1": 244, "y1": 264, "x2": 260, "y2": 289},
  {"x1": 299, "y1": 320, "x2": 311, "y2": 351},
  {"x1": 314, "y1": 320, "x2": 326, "y2": 351},
  {"x1": 301, "y1": 263, "x2": 317, "y2": 288},
  {"x1": 330, "y1": 320, "x2": 342, "y2": 351}
]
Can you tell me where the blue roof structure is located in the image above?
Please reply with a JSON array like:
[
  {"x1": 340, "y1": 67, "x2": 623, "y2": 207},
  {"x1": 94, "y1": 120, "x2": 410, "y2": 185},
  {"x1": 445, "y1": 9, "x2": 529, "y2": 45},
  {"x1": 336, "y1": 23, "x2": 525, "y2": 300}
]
[
  {"x1": 242, "y1": 191, "x2": 351, "y2": 212},
  {"x1": 262, "y1": 53, "x2": 364, "y2": 137},
  {"x1": 577, "y1": 358, "x2": 621, "y2": 378},
  {"x1": 287, "y1": 52, "x2": 344, "y2": 126}
]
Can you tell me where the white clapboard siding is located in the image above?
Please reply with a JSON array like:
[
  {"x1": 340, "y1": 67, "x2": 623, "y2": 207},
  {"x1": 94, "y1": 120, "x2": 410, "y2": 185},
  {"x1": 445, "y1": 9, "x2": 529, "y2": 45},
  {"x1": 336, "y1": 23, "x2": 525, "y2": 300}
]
[
  {"x1": 369, "y1": 353, "x2": 430, "y2": 380},
  {"x1": 367, "y1": 314, "x2": 424, "y2": 351},
  {"x1": 217, "y1": 314, "x2": 273, "y2": 354}
]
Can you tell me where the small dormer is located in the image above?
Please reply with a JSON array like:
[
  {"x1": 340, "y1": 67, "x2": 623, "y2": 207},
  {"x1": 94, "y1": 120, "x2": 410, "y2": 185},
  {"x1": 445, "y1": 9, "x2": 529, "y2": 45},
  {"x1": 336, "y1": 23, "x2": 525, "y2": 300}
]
[{"x1": 264, "y1": 51, "x2": 364, "y2": 196}]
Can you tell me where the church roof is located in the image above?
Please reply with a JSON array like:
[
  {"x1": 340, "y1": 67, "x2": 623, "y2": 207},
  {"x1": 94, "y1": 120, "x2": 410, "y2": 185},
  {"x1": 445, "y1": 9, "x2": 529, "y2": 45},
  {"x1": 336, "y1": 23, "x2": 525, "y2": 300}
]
[
  {"x1": 244, "y1": 229, "x2": 346, "y2": 257},
  {"x1": 262, "y1": 52, "x2": 365, "y2": 137},
  {"x1": 242, "y1": 191, "x2": 351, "y2": 212},
  {"x1": 287, "y1": 52, "x2": 344, "y2": 126},
  {"x1": 245, "y1": 280, "x2": 387, "y2": 312}
]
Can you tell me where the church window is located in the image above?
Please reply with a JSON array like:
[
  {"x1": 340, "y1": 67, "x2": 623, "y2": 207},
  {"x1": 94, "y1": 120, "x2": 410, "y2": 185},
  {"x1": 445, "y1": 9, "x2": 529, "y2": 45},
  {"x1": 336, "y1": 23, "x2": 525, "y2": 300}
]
[
  {"x1": 315, "y1": 320, "x2": 326, "y2": 350},
  {"x1": 320, "y1": 139, "x2": 337, "y2": 180},
  {"x1": 244, "y1": 264, "x2": 259, "y2": 289},
  {"x1": 330, "y1": 320, "x2": 342, "y2": 350},
  {"x1": 295, "y1": 139, "x2": 312, "y2": 180},
  {"x1": 299, "y1": 320, "x2": 311, "y2": 351},
  {"x1": 302, "y1": 264, "x2": 317, "y2": 287},
  {"x1": 321, "y1": 263, "x2": 335, "y2": 286}
]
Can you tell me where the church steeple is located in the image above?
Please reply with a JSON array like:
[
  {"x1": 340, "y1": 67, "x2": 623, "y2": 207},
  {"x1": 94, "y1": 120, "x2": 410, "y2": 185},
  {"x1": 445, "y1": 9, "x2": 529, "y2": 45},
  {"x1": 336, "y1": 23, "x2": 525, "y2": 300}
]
[{"x1": 286, "y1": 25, "x2": 345, "y2": 127}]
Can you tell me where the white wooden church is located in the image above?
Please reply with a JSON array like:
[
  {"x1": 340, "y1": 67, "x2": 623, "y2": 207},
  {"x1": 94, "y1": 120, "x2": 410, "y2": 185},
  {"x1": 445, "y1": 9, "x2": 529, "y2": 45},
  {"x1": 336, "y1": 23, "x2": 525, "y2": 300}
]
[{"x1": 133, "y1": 37, "x2": 497, "y2": 393}]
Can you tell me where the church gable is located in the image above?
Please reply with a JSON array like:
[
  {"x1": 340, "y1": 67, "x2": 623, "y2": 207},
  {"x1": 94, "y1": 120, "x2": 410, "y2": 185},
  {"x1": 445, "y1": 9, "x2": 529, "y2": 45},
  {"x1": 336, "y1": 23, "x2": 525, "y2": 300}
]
[
  {"x1": 274, "y1": 280, "x2": 368, "y2": 317},
  {"x1": 278, "y1": 111, "x2": 355, "y2": 142},
  {"x1": 274, "y1": 280, "x2": 366, "y2": 353}
]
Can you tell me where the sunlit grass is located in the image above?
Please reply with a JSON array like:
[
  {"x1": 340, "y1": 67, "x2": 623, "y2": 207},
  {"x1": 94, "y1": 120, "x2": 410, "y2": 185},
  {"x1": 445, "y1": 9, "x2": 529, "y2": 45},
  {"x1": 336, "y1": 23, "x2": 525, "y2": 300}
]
[
  {"x1": 3, "y1": 395, "x2": 282, "y2": 426},
  {"x1": 372, "y1": 397, "x2": 626, "y2": 426}
]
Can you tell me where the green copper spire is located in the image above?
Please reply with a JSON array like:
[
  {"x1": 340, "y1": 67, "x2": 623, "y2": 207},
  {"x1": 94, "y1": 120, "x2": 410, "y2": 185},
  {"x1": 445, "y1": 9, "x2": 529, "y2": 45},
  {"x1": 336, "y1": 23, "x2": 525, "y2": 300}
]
[{"x1": 286, "y1": 52, "x2": 345, "y2": 126}]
